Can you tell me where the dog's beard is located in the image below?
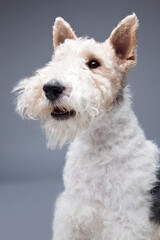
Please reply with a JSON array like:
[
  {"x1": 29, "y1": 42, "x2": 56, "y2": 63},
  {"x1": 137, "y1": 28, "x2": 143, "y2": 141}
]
[
  {"x1": 42, "y1": 115, "x2": 83, "y2": 148},
  {"x1": 41, "y1": 105, "x2": 103, "y2": 148}
]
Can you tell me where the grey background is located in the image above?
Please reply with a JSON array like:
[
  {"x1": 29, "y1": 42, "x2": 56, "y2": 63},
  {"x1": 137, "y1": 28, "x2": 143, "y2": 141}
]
[{"x1": 0, "y1": 0, "x2": 160, "y2": 239}]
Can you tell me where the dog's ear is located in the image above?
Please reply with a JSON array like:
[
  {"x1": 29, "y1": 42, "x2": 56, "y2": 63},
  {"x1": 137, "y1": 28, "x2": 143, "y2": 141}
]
[
  {"x1": 53, "y1": 17, "x2": 77, "y2": 50},
  {"x1": 109, "y1": 13, "x2": 139, "y2": 72}
]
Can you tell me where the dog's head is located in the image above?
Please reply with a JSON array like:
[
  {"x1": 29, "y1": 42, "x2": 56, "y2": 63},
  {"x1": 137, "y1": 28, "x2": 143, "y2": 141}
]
[{"x1": 13, "y1": 14, "x2": 139, "y2": 148}]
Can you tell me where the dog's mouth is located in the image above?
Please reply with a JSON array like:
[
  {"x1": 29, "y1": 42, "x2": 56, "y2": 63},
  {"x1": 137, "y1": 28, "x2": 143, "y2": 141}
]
[{"x1": 51, "y1": 106, "x2": 76, "y2": 120}]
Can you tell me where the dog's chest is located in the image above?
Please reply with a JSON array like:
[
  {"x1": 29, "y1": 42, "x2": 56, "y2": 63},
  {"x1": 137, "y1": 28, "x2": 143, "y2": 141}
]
[
  {"x1": 63, "y1": 135, "x2": 159, "y2": 213},
  {"x1": 63, "y1": 141, "x2": 134, "y2": 205},
  {"x1": 64, "y1": 148, "x2": 108, "y2": 201}
]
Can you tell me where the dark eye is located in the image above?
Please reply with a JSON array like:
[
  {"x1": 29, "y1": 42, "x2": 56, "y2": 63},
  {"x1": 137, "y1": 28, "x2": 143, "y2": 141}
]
[{"x1": 87, "y1": 60, "x2": 100, "y2": 69}]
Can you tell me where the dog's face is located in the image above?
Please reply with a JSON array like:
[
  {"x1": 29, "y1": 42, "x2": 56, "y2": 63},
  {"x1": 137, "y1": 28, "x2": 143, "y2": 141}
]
[{"x1": 13, "y1": 14, "x2": 139, "y2": 147}]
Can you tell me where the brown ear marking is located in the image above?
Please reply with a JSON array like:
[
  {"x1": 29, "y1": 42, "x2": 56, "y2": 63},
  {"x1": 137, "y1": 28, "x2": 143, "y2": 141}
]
[
  {"x1": 109, "y1": 13, "x2": 139, "y2": 63},
  {"x1": 53, "y1": 17, "x2": 77, "y2": 50}
]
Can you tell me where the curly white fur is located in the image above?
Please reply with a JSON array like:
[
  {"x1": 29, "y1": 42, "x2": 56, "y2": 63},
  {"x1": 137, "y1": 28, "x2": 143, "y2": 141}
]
[{"x1": 13, "y1": 14, "x2": 160, "y2": 239}]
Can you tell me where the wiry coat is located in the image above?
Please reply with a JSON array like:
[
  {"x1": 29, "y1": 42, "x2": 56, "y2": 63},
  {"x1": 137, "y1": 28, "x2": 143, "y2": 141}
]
[{"x1": 13, "y1": 14, "x2": 160, "y2": 239}]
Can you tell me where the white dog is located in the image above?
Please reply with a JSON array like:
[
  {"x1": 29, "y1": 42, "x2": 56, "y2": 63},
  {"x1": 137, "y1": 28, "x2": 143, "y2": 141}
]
[{"x1": 13, "y1": 14, "x2": 160, "y2": 240}]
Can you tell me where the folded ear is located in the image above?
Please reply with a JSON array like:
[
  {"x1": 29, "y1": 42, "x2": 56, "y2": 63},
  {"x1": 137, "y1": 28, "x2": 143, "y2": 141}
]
[
  {"x1": 53, "y1": 17, "x2": 77, "y2": 50},
  {"x1": 109, "y1": 13, "x2": 139, "y2": 72}
]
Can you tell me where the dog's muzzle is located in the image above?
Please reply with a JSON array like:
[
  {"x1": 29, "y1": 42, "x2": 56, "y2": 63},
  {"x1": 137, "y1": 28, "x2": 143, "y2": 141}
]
[{"x1": 43, "y1": 80, "x2": 76, "y2": 120}]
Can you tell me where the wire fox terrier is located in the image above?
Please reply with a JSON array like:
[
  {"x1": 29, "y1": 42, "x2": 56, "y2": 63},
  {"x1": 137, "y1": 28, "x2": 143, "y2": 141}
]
[{"x1": 13, "y1": 14, "x2": 160, "y2": 240}]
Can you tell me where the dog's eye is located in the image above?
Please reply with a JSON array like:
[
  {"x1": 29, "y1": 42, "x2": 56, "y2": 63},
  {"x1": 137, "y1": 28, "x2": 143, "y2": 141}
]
[{"x1": 87, "y1": 60, "x2": 100, "y2": 69}]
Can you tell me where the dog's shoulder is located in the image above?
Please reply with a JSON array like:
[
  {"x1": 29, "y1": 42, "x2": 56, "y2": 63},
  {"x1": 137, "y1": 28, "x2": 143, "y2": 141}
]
[{"x1": 150, "y1": 164, "x2": 160, "y2": 223}]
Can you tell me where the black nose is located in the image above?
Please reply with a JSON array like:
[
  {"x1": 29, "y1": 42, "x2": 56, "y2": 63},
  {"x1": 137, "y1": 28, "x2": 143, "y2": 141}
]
[{"x1": 43, "y1": 81, "x2": 65, "y2": 101}]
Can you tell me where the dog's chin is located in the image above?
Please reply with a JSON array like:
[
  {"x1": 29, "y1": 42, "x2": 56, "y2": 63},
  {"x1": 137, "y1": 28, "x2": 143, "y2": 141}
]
[{"x1": 51, "y1": 106, "x2": 76, "y2": 121}]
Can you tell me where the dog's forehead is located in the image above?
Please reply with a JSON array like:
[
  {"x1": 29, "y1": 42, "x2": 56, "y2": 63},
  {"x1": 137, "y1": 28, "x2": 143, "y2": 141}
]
[{"x1": 53, "y1": 38, "x2": 111, "y2": 61}]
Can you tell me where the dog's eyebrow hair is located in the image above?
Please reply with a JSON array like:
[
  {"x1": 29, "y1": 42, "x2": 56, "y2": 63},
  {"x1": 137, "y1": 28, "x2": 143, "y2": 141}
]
[{"x1": 85, "y1": 53, "x2": 102, "y2": 64}]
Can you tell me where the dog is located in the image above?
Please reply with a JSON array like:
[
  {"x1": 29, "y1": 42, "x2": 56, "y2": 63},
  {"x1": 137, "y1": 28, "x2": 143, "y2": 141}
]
[{"x1": 13, "y1": 14, "x2": 160, "y2": 239}]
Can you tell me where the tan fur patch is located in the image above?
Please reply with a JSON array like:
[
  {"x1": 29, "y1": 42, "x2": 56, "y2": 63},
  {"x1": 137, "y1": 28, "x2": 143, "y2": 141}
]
[
  {"x1": 82, "y1": 46, "x2": 123, "y2": 109},
  {"x1": 95, "y1": 66, "x2": 122, "y2": 109},
  {"x1": 53, "y1": 17, "x2": 77, "y2": 50},
  {"x1": 85, "y1": 52, "x2": 102, "y2": 66}
]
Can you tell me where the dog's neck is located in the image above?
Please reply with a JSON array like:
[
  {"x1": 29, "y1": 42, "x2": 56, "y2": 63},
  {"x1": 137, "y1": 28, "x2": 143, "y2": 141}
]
[{"x1": 72, "y1": 88, "x2": 145, "y2": 162}]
